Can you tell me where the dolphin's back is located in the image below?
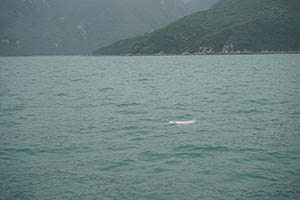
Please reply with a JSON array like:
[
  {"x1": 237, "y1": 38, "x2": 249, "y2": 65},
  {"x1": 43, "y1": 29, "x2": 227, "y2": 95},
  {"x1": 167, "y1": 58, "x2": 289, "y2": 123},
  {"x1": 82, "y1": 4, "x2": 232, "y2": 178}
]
[{"x1": 168, "y1": 120, "x2": 196, "y2": 125}]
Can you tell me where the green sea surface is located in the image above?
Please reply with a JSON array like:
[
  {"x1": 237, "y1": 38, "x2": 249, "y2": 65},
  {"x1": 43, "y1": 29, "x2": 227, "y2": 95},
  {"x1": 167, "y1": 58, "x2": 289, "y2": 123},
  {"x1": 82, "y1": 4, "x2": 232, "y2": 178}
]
[{"x1": 0, "y1": 55, "x2": 300, "y2": 199}]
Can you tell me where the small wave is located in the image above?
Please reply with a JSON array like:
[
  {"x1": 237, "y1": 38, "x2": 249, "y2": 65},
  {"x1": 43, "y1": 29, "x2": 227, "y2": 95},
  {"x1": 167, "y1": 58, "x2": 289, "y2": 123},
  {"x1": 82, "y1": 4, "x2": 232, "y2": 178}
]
[
  {"x1": 56, "y1": 93, "x2": 69, "y2": 97},
  {"x1": 173, "y1": 144, "x2": 231, "y2": 153},
  {"x1": 117, "y1": 102, "x2": 141, "y2": 107},
  {"x1": 173, "y1": 152, "x2": 204, "y2": 158},
  {"x1": 116, "y1": 110, "x2": 148, "y2": 115},
  {"x1": 248, "y1": 99, "x2": 289, "y2": 106},
  {"x1": 119, "y1": 125, "x2": 140, "y2": 131},
  {"x1": 98, "y1": 87, "x2": 114, "y2": 92},
  {"x1": 248, "y1": 98, "x2": 270, "y2": 105},
  {"x1": 235, "y1": 172, "x2": 278, "y2": 182},
  {"x1": 151, "y1": 167, "x2": 169, "y2": 174},
  {"x1": 139, "y1": 151, "x2": 172, "y2": 162},
  {"x1": 70, "y1": 78, "x2": 88, "y2": 83},
  {"x1": 71, "y1": 126, "x2": 97, "y2": 134},
  {"x1": 138, "y1": 78, "x2": 154, "y2": 82},
  {"x1": 156, "y1": 106, "x2": 168, "y2": 110},
  {"x1": 16, "y1": 116, "x2": 27, "y2": 120},
  {"x1": 290, "y1": 111, "x2": 300, "y2": 116},
  {"x1": 237, "y1": 147, "x2": 265, "y2": 153},
  {"x1": 1, "y1": 145, "x2": 93, "y2": 156},
  {"x1": 130, "y1": 137, "x2": 145, "y2": 142},
  {"x1": 0, "y1": 121, "x2": 21, "y2": 127},
  {"x1": 234, "y1": 108, "x2": 267, "y2": 114},
  {"x1": 136, "y1": 118, "x2": 159, "y2": 123},
  {"x1": 99, "y1": 160, "x2": 133, "y2": 171},
  {"x1": 1, "y1": 105, "x2": 25, "y2": 112},
  {"x1": 1, "y1": 147, "x2": 36, "y2": 155},
  {"x1": 164, "y1": 160, "x2": 182, "y2": 165},
  {"x1": 71, "y1": 78, "x2": 83, "y2": 82},
  {"x1": 83, "y1": 73, "x2": 99, "y2": 77}
]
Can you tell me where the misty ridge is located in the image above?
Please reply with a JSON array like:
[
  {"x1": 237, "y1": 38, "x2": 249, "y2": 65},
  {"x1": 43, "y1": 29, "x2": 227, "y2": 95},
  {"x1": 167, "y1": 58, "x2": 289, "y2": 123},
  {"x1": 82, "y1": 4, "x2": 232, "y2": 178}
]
[{"x1": 0, "y1": 0, "x2": 218, "y2": 56}]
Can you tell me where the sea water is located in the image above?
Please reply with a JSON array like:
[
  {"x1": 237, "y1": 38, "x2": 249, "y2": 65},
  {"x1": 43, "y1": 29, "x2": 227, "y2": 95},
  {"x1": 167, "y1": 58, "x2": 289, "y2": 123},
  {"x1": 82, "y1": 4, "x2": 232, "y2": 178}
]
[{"x1": 0, "y1": 55, "x2": 300, "y2": 200}]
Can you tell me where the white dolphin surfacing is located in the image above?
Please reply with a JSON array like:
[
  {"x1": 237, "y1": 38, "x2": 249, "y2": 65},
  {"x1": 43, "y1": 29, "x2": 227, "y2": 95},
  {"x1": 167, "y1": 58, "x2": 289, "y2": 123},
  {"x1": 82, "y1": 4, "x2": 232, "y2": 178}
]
[{"x1": 168, "y1": 120, "x2": 197, "y2": 125}]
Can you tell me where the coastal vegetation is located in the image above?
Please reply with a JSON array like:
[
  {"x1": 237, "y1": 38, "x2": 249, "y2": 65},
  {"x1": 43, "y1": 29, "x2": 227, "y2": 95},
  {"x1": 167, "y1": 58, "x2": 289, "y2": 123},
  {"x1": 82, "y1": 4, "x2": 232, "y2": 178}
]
[{"x1": 94, "y1": 0, "x2": 300, "y2": 55}]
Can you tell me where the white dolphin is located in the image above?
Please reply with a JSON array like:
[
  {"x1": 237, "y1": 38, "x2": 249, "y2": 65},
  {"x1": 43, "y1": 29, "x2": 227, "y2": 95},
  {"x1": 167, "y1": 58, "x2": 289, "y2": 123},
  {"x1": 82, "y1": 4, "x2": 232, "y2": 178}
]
[{"x1": 168, "y1": 119, "x2": 197, "y2": 125}]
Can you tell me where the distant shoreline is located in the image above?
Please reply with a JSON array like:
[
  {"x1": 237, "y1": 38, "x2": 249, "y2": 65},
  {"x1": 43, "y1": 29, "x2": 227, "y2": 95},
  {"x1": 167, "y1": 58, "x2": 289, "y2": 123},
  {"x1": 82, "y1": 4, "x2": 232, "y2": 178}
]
[
  {"x1": 93, "y1": 51, "x2": 300, "y2": 57},
  {"x1": 1, "y1": 51, "x2": 300, "y2": 57}
]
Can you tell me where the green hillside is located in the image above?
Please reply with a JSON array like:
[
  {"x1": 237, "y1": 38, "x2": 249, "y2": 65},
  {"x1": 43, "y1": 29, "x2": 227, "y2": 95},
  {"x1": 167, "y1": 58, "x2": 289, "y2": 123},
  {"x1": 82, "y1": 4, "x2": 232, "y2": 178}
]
[{"x1": 94, "y1": 0, "x2": 300, "y2": 55}]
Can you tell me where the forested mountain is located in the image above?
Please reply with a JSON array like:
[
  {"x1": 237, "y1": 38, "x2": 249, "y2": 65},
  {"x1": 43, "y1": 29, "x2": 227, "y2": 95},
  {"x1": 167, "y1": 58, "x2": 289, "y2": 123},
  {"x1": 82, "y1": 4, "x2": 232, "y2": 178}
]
[
  {"x1": 94, "y1": 0, "x2": 300, "y2": 55},
  {"x1": 0, "y1": 0, "x2": 218, "y2": 56}
]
